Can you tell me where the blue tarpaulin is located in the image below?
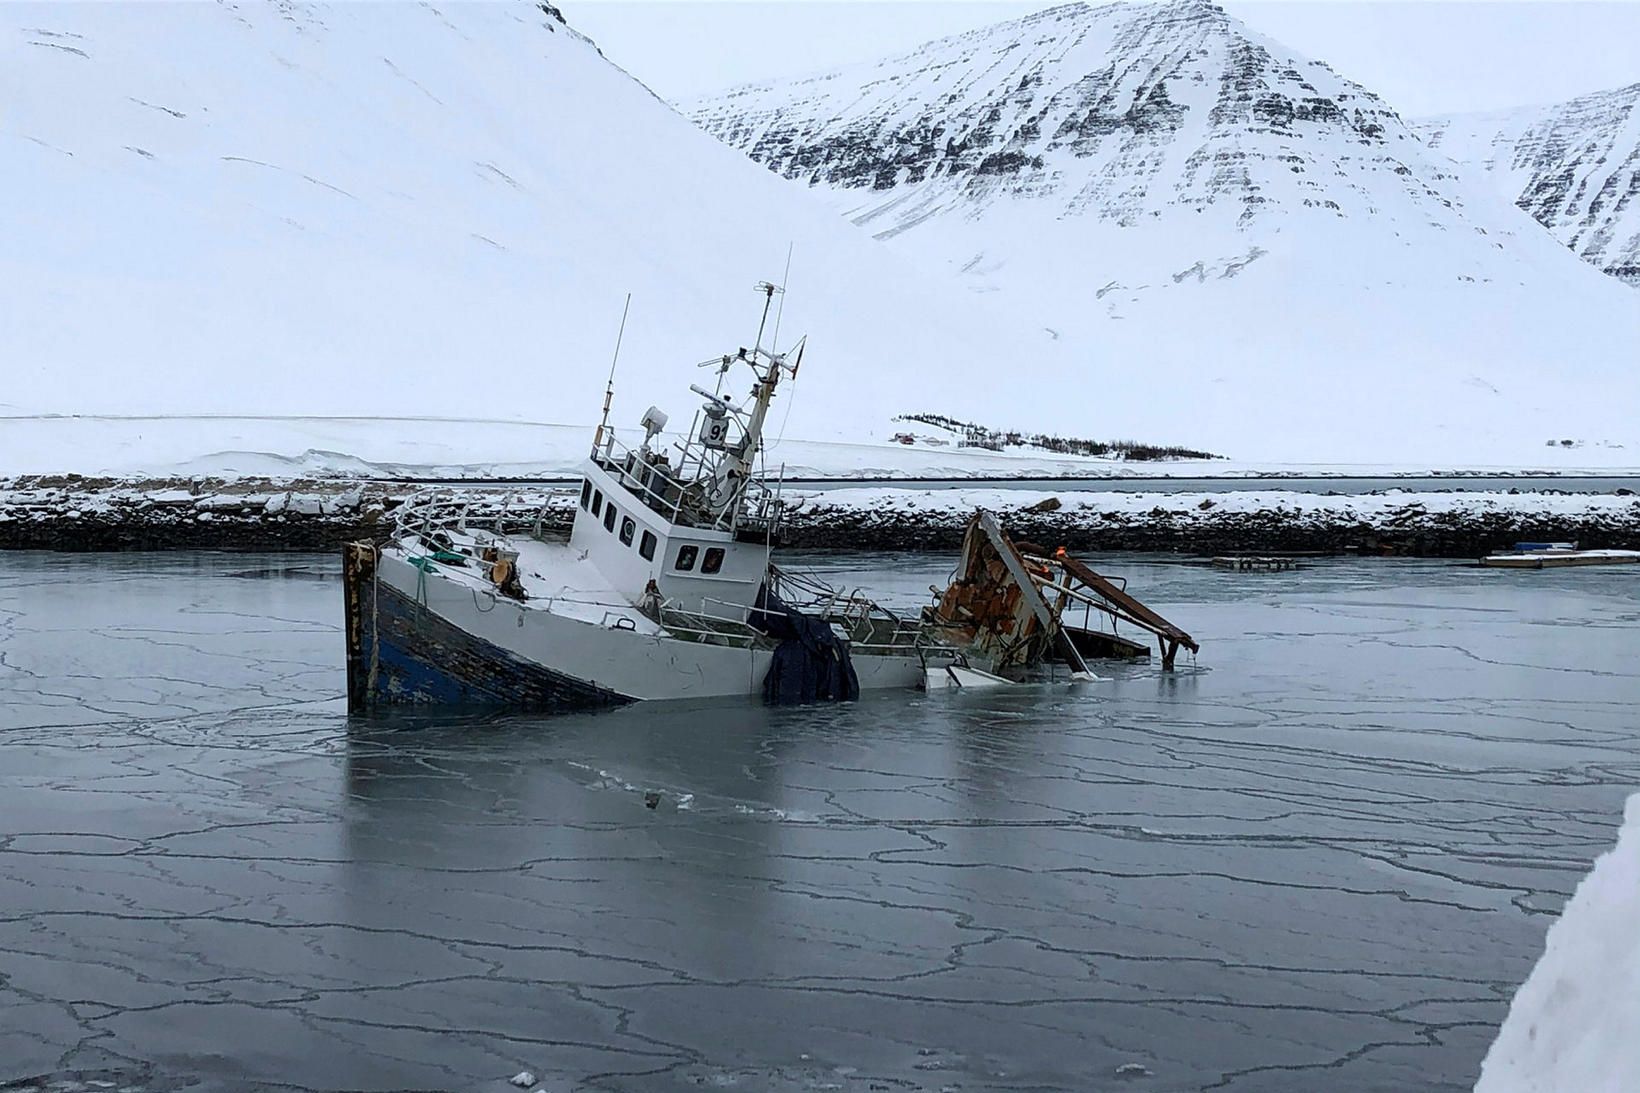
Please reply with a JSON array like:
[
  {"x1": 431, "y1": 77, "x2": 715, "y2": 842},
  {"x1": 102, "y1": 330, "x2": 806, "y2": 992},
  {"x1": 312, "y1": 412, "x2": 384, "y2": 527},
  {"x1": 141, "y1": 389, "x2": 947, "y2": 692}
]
[{"x1": 751, "y1": 585, "x2": 860, "y2": 705}]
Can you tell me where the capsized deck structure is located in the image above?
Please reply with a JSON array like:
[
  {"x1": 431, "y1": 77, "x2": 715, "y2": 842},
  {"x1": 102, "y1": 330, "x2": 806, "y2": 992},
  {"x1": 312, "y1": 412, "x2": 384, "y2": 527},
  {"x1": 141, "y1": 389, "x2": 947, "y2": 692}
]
[{"x1": 930, "y1": 511, "x2": 1199, "y2": 674}]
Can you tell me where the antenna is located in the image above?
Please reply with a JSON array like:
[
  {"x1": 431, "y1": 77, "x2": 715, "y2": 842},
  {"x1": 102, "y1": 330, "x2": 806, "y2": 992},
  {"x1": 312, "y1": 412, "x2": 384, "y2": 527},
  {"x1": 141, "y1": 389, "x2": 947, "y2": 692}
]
[
  {"x1": 593, "y1": 293, "x2": 631, "y2": 452},
  {"x1": 769, "y1": 242, "x2": 794, "y2": 358}
]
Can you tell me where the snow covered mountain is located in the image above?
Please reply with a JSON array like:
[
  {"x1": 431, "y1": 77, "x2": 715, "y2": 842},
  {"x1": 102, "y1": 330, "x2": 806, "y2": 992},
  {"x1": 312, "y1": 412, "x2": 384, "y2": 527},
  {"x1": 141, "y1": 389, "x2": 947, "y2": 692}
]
[
  {"x1": 5, "y1": 0, "x2": 1636, "y2": 473},
  {"x1": 1415, "y1": 83, "x2": 1640, "y2": 288},
  {"x1": 687, "y1": 0, "x2": 1640, "y2": 465},
  {"x1": 0, "y1": 0, "x2": 1077, "y2": 476}
]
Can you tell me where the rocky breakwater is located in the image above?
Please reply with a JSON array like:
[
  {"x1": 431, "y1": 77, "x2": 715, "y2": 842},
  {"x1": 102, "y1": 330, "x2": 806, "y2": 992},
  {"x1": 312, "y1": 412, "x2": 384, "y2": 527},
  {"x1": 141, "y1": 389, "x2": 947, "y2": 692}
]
[
  {"x1": 0, "y1": 477, "x2": 576, "y2": 552},
  {"x1": 4, "y1": 477, "x2": 1640, "y2": 558},
  {"x1": 781, "y1": 487, "x2": 1640, "y2": 557}
]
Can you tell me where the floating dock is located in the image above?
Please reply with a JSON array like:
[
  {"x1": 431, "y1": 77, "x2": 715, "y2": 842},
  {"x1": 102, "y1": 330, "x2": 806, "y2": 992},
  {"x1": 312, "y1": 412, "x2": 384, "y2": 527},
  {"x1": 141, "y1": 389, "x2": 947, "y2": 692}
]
[
  {"x1": 1212, "y1": 556, "x2": 1300, "y2": 572},
  {"x1": 1480, "y1": 549, "x2": 1640, "y2": 569}
]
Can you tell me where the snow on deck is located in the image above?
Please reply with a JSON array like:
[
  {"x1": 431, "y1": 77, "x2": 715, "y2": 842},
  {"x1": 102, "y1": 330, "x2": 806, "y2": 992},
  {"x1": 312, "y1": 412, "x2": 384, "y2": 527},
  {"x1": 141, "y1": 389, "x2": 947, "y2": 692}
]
[{"x1": 384, "y1": 536, "x2": 657, "y2": 634}]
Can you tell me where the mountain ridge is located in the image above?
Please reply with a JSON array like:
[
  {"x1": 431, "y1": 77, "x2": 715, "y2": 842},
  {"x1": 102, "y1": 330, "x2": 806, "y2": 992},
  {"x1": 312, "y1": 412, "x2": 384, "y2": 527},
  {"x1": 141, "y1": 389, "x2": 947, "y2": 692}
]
[
  {"x1": 1415, "y1": 81, "x2": 1640, "y2": 287},
  {"x1": 689, "y1": 0, "x2": 1472, "y2": 236}
]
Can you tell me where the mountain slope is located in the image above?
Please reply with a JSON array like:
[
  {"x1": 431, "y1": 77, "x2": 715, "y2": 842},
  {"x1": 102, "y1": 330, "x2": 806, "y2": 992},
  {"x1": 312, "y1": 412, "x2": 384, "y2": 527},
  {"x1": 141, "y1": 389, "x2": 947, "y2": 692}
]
[
  {"x1": 0, "y1": 0, "x2": 1073, "y2": 471},
  {"x1": 687, "y1": 0, "x2": 1640, "y2": 464},
  {"x1": 1415, "y1": 83, "x2": 1640, "y2": 287}
]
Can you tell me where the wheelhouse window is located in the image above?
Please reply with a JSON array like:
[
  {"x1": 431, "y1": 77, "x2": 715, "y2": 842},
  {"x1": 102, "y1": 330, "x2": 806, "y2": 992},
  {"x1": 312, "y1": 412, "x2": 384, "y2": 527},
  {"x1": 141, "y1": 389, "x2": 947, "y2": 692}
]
[
  {"x1": 579, "y1": 480, "x2": 592, "y2": 510},
  {"x1": 603, "y1": 503, "x2": 617, "y2": 532},
  {"x1": 639, "y1": 530, "x2": 657, "y2": 561},
  {"x1": 591, "y1": 489, "x2": 603, "y2": 517},
  {"x1": 674, "y1": 545, "x2": 698, "y2": 571},
  {"x1": 701, "y1": 547, "x2": 725, "y2": 575},
  {"x1": 619, "y1": 517, "x2": 636, "y2": 547}
]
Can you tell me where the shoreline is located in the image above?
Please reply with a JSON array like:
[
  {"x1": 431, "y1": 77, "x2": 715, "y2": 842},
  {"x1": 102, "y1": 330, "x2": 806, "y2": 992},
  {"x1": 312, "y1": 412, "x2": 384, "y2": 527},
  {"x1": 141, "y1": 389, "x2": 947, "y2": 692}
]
[{"x1": 3, "y1": 476, "x2": 1639, "y2": 557}]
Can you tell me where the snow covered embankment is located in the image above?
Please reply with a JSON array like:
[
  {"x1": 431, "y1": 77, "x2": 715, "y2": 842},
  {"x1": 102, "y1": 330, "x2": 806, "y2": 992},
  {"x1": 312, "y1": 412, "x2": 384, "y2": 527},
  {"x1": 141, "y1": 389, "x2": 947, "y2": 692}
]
[
  {"x1": 4, "y1": 479, "x2": 1640, "y2": 556},
  {"x1": 1475, "y1": 793, "x2": 1640, "y2": 1093},
  {"x1": 784, "y1": 488, "x2": 1640, "y2": 555},
  {"x1": 0, "y1": 479, "x2": 572, "y2": 552}
]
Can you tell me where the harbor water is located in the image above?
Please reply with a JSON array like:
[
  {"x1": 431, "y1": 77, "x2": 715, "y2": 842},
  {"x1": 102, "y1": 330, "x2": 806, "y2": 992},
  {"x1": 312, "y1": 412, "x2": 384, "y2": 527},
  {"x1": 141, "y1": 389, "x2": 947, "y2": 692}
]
[{"x1": 2, "y1": 551, "x2": 1637, "y2": 1091}]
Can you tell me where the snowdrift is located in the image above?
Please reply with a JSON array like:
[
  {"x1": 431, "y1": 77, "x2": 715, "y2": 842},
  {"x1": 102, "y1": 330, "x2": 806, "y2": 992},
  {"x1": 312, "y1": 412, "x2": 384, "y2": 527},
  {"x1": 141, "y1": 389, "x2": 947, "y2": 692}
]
[{"x1": 1475, "y1": 793, "x2": 1640, "y2": 1092}]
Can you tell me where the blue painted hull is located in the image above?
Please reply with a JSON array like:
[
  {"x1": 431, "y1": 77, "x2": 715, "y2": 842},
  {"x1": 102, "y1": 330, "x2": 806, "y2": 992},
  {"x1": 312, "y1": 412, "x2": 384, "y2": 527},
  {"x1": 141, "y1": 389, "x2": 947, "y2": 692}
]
[{"x1": 342, "y1": 543, "x2": 632, "y2": 713}]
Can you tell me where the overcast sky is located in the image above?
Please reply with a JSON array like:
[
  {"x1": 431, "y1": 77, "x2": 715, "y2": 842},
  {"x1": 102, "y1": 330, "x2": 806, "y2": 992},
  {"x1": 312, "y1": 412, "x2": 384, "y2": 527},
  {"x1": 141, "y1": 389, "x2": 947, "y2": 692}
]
[{"x1": 563, "y1": 0, "x2": 1640, "y2": 116}]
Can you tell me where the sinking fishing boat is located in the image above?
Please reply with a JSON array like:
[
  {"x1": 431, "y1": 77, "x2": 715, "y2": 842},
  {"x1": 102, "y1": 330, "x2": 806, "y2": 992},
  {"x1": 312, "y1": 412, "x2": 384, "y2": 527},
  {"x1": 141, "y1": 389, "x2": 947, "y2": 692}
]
[
  {"x1": 342, "y1": 282, "x2": 1203, "y2": 712},
  {"x1": 342, "y1": 282, "x2": 1011, "y2": 713}
]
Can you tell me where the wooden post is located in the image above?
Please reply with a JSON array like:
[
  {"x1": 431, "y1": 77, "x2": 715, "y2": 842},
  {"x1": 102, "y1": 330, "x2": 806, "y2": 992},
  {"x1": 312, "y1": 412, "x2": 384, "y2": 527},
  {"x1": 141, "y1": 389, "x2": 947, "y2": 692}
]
[{"x1": 341, "y1": 541, "x2": 378, "y2": 713}]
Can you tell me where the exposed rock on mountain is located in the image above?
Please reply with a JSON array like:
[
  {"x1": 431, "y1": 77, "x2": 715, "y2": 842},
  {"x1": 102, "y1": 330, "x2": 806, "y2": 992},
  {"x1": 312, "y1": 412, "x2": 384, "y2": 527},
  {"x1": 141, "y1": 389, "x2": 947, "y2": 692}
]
[
  {"x1": 687, "y1": 0, "x2": 1640, "y2": 464},
  {"x1": 691, "y1": 0, "x2": 1425, "y2": 231},
  {"x1": 1416, "y1": 82, "x2": 1640, "y2": 287}
]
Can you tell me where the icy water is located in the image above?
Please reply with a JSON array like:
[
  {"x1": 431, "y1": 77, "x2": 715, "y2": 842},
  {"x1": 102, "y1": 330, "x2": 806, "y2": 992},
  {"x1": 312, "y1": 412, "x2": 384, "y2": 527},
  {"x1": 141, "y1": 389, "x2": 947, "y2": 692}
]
[{"x1": 2, "y1": 553, "x2": 1638, "y2": 1093}]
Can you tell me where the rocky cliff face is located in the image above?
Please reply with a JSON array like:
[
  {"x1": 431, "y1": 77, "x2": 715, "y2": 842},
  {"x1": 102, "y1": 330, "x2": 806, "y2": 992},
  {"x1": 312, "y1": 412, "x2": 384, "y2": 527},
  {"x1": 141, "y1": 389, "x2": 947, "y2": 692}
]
[
  {"x1": 688, "y1": 0, "x2": 1475, "y2": 240},
  {"x1": 1416, "y1": 83, "x2": 1640, "y2": 287}
]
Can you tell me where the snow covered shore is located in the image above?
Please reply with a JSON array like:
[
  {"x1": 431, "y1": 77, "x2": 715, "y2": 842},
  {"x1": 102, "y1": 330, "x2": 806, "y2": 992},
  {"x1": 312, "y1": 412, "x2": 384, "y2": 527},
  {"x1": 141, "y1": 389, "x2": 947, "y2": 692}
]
[
  {"x1": 784, "y1": 486, "x2": 1640, "y2": 555},
  {"x1": 1475, "y1": 793, "x2": 1640, "y2": 1093},
  {"x1": 3, "y1": 478, "x2": 1639, "y2": 557}
]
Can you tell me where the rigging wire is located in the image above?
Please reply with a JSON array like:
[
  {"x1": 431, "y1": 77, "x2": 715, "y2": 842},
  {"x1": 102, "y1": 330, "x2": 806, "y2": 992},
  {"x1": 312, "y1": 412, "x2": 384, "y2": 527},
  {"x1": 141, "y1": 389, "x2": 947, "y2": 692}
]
[{"x1": 768, "y1": 244, "x2": 799, "y2": 465}]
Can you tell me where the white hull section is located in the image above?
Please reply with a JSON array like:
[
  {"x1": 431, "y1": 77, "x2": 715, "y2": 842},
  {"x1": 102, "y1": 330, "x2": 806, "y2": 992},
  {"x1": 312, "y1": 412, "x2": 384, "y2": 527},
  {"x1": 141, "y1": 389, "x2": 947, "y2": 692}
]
[{"x1": 374, "y1": 551, "x2": 944, "y2": 703}]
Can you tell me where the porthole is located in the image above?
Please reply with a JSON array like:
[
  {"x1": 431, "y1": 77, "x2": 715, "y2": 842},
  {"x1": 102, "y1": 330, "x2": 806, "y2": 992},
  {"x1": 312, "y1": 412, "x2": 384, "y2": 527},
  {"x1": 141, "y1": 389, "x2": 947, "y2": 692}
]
[
  {"x1": 604, "y1": 503, "x2": 617, "y2": 532},
  {"x1": 639, "y1": 530, "x2": 657, "y2": 561},
  {"x1": 701, "y1": 547, "x2": 725, "y2": 575},
  {"x1": 619, "y1": 517, "x2": 635, "y2": 547},
  {"x1": 674, "y1": 545, "x2": 698, "y2": 571},
  {"x1": 579, "y1": 480, "x2": 592, "y2": 510}
]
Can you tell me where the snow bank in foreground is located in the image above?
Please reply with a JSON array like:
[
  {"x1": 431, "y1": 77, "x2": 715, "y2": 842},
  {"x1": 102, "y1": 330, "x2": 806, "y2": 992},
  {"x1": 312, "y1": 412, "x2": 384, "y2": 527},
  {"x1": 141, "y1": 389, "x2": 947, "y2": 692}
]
[{"x1": 1475, "y1": 793, "x2": 1640, "y2": 1093}]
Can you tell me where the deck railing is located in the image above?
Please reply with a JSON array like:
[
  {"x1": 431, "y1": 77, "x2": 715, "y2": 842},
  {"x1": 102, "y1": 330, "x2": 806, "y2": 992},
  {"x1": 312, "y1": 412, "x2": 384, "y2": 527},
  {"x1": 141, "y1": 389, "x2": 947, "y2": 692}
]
[
  {"x1": 389, "y1": 488, "x2": 563, "y2": 544},
  {"x1": 595, "y1": 432, "x2": 785, "y2": 538}
]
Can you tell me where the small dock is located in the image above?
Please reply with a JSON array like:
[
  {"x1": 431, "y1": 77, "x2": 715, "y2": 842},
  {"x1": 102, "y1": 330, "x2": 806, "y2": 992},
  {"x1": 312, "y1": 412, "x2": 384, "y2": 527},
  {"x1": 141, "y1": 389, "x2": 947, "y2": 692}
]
[
  {"x1": 1212, "y1": 556, "x2": 1300, "y2": 572},
  {"x1": 1480, "y1": 549, "x2": 1640, "y2": 569}
]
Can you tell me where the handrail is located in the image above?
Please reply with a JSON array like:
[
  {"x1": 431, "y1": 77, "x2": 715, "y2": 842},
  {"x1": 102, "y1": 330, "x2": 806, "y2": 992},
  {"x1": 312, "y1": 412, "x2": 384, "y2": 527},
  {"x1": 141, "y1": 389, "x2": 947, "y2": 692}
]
[{"x1": 597, "y1": 430, "x2": 785, "y2": 536}]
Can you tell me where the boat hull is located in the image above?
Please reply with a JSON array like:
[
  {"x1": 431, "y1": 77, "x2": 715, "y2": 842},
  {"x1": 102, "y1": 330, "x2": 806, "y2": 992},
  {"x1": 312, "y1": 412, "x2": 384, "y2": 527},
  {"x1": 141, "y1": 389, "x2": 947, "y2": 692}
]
[
  {"x1": 344, "y1": 544, "x2": 634, "y2": 712},
  {"x1": 343, "y1": 544, "x2": 940, "y2": 711}
]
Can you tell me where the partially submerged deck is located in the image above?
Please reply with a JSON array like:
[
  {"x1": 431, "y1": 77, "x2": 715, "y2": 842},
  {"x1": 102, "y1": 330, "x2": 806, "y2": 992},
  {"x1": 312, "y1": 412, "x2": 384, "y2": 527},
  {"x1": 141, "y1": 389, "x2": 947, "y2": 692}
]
[{"x1": 932, "y1": 511, "x2": 1199, "y2": 673}]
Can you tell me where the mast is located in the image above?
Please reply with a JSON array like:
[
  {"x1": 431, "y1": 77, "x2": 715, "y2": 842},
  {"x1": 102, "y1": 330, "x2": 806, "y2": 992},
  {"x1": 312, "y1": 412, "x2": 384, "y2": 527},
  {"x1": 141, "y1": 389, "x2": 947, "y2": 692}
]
[
  {"x1": 697, "y1": 281, "x2": 801, "y2": 521},
  {"x1": 739, "y1": 282, "x2": 782, "y2": 468},
  {"x1": 593, "y1": 294, "x2": 632, "y2": 454}
]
